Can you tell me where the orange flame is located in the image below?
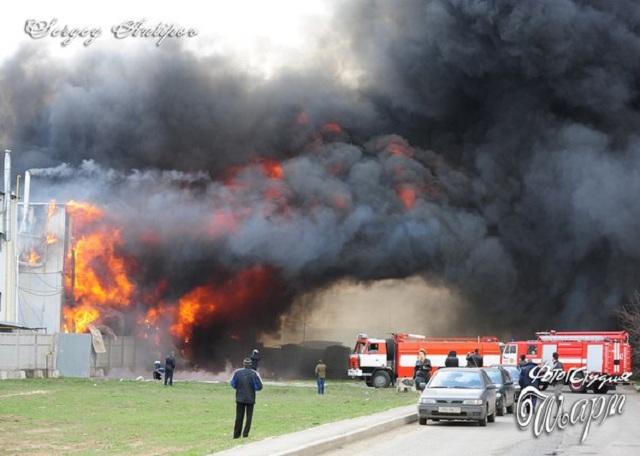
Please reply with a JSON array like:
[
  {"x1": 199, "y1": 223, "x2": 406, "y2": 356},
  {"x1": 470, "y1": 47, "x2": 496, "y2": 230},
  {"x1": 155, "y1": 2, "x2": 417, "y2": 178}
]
[
  {"x1": 397, "y1": 186, "x2": 417, "y2": 210},
  {"x1": 64, "y1": 201, "x2": 135, "y2": 333},
  {"x1": 63, "y1": 304, "x2": 100, "y2": 334},
  {"x1": 27, "y1": 248, "x2": 41, "y2": 266}
]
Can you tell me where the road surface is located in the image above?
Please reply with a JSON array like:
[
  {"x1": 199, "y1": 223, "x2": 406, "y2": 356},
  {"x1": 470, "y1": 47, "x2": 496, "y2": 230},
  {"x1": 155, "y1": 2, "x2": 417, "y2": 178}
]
[{"x1": 321, "y1": 385, "x2": 640, "y2": 456}]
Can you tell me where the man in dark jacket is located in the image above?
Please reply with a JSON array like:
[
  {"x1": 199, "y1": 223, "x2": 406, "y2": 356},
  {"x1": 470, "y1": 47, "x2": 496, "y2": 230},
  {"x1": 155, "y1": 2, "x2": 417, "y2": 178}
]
[
  {"x1": 231, "y1": 357, "x2": 264, "y2": 439},
  {"x1": 445, "y1": 350, "x2": 459, "y2": 367},
  {"x1": 466, "y1": 348, "x2": 483, "y2": 367},
  {"x1": 519, "y1": 358, "x2": 541, "y2": 410},
  {"x1": 164, "y1": 351, "x2": 175, "y2": 386}
]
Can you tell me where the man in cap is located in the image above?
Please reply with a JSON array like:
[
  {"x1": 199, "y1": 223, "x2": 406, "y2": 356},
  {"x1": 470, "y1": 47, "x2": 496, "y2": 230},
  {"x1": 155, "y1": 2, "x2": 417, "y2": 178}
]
[{"x1": 230, "y1": 357, "x2": 264, "y2": 439}]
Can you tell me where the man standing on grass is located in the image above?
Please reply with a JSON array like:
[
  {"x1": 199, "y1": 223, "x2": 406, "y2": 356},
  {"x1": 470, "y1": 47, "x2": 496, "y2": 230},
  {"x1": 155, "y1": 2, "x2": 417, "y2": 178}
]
[
  {"x1": 231, "y1": 357, "x2": 264, "y2": 439},
  {"x1": 164, "y1": 351, "x2": 176, "y2": 386},
  {"x1": 315, "y1": 359, "x2": 327, "y2": 395}
]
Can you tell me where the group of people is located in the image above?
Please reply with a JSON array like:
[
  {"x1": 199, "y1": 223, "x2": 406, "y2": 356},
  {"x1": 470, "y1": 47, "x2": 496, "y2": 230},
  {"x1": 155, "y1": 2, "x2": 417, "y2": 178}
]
[
  {"x1": 518, "y1": 351, "x2": 564, "y2": 410},
  {"x1": 152, "y1": 350, "x2": 176, "y2": 386},
  {"x1": 413, "y1": 347, "x2": 484, "y2": 390}
]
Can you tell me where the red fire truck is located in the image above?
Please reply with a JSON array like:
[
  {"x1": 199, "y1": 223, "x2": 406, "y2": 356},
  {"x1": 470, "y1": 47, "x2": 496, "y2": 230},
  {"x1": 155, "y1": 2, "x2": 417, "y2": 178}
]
[
  {"x1": 347, "y1": 333, "x2": 503, "y2": 388},
  {"x1": 501, "y1": 330, "x2": 632, "y2": 393}
]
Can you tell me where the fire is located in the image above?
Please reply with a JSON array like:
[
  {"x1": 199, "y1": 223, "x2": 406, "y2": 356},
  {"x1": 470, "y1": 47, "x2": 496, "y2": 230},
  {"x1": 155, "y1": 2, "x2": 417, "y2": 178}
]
[
  {"x1": 27, "y1": 248, "x2": 41, "y2": 266},
  {"x1": 322, "y1": 123, "x2": 342, "y2": 133},
  {"x1": 386, "y1": 140, "x2": 414, "y2": 158},
  {"x1": 47, "y1": 200, "x2": 57, "y2": 219},
  {"x1": 63, "y1": 304, "x2": 100, "y2": 334},
  {"x1": 397, "y1": 186, "x2": 417, "y2": 210},
  {"x1": 64, "y1": 201, "x2": 135, "y2": 333},
  {"x1": 170, "y1": 266, "x2": 278, "y2": 344}
]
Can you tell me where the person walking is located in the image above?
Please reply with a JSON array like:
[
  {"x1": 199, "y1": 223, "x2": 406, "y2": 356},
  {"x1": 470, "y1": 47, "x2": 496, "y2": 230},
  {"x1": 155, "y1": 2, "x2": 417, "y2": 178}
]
[
  {"x1": 250, "y1": 349, "x2": 261, "y2": 371},
  {"x1": 231, "y1": 357, "x2": 264, "y2": 439},
  {"x1": 164, "y1": 351, "x2": 176, "y2": 386},
  {"x1": 315, "y1": 359, "x2": 327, "y2": 395},
  {"x1": 445, "y1": 350, "x2": 459, "y2": 367},
  {"x1": 414, "y1": 349, "x2": 432, "y2": 390}
]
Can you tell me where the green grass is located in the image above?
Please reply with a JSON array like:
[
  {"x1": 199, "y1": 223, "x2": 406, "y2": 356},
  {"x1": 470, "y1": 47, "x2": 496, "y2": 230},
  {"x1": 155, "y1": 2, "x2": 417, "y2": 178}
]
[{"x1": 0, "y1": 378, "x2": 417, "y2": 455}]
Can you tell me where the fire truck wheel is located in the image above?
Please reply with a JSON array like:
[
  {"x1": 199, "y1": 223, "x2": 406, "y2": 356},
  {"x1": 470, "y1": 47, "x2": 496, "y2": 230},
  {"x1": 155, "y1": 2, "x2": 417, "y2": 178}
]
[
  {"x1": 569, "y1": 371, "x2": 587, "y2": 393},
  {"x1": 372, "y1": 370, "x2": 391, "y2": 388}
]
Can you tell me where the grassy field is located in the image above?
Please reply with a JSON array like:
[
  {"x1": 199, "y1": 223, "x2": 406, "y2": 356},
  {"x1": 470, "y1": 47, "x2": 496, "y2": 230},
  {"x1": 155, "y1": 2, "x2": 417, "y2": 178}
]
[{"x1": 0, "y1": 378, "x2": 418, "y2": 456}]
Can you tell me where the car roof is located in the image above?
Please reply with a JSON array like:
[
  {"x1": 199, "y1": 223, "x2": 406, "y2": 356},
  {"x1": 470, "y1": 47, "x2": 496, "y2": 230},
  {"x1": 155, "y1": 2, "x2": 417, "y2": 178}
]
[{"x1": 438, "y1": 367, "x2": 484, "y2": 372}]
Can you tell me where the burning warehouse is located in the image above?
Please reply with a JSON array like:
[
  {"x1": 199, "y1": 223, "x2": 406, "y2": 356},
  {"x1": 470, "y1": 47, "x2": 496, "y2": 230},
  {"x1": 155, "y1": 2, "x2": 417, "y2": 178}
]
[{"x1": 2, "y1": 0, "x2": 640, "y2": 375}]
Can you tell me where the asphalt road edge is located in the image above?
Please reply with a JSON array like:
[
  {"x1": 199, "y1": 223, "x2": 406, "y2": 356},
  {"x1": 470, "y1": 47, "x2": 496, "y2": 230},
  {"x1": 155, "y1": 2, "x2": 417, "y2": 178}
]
[{"x1": 269, "y1": 409, "x2": 418, "y2": 456}]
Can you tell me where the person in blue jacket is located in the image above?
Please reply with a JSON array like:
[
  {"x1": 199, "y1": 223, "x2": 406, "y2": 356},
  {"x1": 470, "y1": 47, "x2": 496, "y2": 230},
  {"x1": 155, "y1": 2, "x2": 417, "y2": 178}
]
[
  {"x1": 519, "y1": 358, "x2": 541, "y2": 411},
  {"x1": 231, "y1": 357, "x2": 264, "y2": 439}
]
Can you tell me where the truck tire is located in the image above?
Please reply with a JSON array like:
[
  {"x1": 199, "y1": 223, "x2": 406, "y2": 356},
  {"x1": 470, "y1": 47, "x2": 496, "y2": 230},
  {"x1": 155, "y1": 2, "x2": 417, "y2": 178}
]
[
  {"x1": 593, "y1": 384, "x2": 609, "y2": 394},
  {"x1": 372, "y1": 370, "x2": 391, "y2": 388},
  {"x1": 569, "y1": 371, "x2": 587, "y2": 393},
  {"x1": 419, "y1": 417, "x2": 427, "y2": 425}
]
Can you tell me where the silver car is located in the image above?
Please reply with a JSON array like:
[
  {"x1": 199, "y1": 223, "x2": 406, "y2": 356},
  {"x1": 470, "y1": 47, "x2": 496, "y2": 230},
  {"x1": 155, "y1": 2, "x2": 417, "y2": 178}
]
[{"x1": 417, "y1": 367, "x2": 497, "y2": 426}]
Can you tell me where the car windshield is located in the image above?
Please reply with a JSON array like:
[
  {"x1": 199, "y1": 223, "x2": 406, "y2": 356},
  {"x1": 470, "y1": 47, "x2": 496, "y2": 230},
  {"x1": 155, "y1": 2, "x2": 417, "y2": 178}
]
[
  {"x1": 429, "y1": 370, "x2": 484, "y2": 389},
  {"x1": 504, "y1": 367, "x2": 519, "y2": 380},
  {"x1": 486, "y1": 369, "x2": 502, "y2": 384}
]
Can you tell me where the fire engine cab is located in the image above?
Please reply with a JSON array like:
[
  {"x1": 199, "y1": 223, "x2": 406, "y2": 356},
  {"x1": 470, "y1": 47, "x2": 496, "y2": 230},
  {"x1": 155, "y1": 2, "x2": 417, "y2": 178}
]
[
  {"x1": 501, "y1": 330, "x2": 632, "y2": 393},
  {"x1": 348, "y1": 333, "x2": 502, "y2": 388}
]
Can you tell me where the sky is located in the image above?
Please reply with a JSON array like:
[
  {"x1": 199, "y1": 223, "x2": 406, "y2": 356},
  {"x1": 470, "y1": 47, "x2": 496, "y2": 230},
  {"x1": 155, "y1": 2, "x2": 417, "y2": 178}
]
[{"x1": 1, "y1": 0, "x2": 333, "y2": 73}]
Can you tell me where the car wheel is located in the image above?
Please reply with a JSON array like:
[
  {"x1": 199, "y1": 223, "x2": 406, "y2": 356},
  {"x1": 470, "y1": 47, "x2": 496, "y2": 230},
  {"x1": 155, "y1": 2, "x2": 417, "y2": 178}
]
[
  {"x1": 497, "y1": 404, "x2": 505, "y2": 417},
  {"x1": 487, "y1": 406, "x2": 496, "y2": 423},
  {"x1": 419, "y1": 417, "x2": 427, "y2": 425},
  {"x1": 506, "y1": 403, "x2": 515, "y2": 414},
  {"x1": 479, "y1": 415, "x2": 487, "y2": 427}
]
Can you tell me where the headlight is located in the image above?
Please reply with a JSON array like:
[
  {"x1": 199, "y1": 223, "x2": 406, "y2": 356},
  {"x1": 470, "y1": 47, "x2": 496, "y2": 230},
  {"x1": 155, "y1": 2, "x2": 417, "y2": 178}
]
[
  {"x1": 497, "y1": 392, "x2": 502, "y2": 398},
  {"x1": 420, "y1": 398, "x2": 436, "y2": 404},
  {"x1": 463, "y1": 399, "x2": 483, "y2": 405}
]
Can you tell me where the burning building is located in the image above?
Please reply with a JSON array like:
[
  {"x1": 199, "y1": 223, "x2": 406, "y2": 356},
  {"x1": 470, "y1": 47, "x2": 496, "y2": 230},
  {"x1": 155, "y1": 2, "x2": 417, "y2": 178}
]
[{"x1": 3, "y1": 1, "x2": 640, "y2": 373}]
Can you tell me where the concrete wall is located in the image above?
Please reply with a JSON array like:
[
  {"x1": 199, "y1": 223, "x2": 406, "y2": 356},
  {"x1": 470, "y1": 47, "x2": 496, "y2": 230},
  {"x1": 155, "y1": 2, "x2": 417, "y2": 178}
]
[
  {"x1": 0, "y1": 330, "x2": 57, "y2": 379},
  {"x1": 0, "y1": 332, "x2": 150, "y2": 379}
]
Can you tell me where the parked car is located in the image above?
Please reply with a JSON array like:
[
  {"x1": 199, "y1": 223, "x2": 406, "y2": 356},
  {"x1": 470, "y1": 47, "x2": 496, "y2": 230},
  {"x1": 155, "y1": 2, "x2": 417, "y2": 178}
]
[
  {"x1": 484, "y1": 366, "x2": 516, "y2": 415},
  {"x1": 493, "y1": 364, "x2": 522, "y2": 401},
  {"x1": 417, "y1": 367, "x2": 497, "y2": 426}
]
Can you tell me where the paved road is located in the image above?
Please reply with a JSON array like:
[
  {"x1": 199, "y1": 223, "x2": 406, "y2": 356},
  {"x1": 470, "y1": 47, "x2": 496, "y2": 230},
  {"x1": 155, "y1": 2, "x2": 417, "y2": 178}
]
[{"x1": 321, "y1": 385, "x2": 640, "y2": 456}]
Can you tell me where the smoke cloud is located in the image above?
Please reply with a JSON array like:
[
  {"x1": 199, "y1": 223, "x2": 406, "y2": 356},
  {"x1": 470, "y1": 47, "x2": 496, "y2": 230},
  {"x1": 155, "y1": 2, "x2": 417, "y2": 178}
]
[{"x1": 3, "y1": 0, "x2": 640, "y2": 365}]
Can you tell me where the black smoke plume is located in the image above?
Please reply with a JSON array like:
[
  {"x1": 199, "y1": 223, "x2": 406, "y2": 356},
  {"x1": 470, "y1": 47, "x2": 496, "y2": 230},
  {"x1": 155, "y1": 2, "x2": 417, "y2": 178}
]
[{"x1": 2, "y1": 1, "x2": 640, "y2": 366}]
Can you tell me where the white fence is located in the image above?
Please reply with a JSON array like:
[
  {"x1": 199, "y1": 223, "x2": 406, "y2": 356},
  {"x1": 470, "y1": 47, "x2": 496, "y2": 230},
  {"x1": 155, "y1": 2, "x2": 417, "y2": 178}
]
[{"x1": 0, "y1": 332, "x2": 157, "y2": 379}]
